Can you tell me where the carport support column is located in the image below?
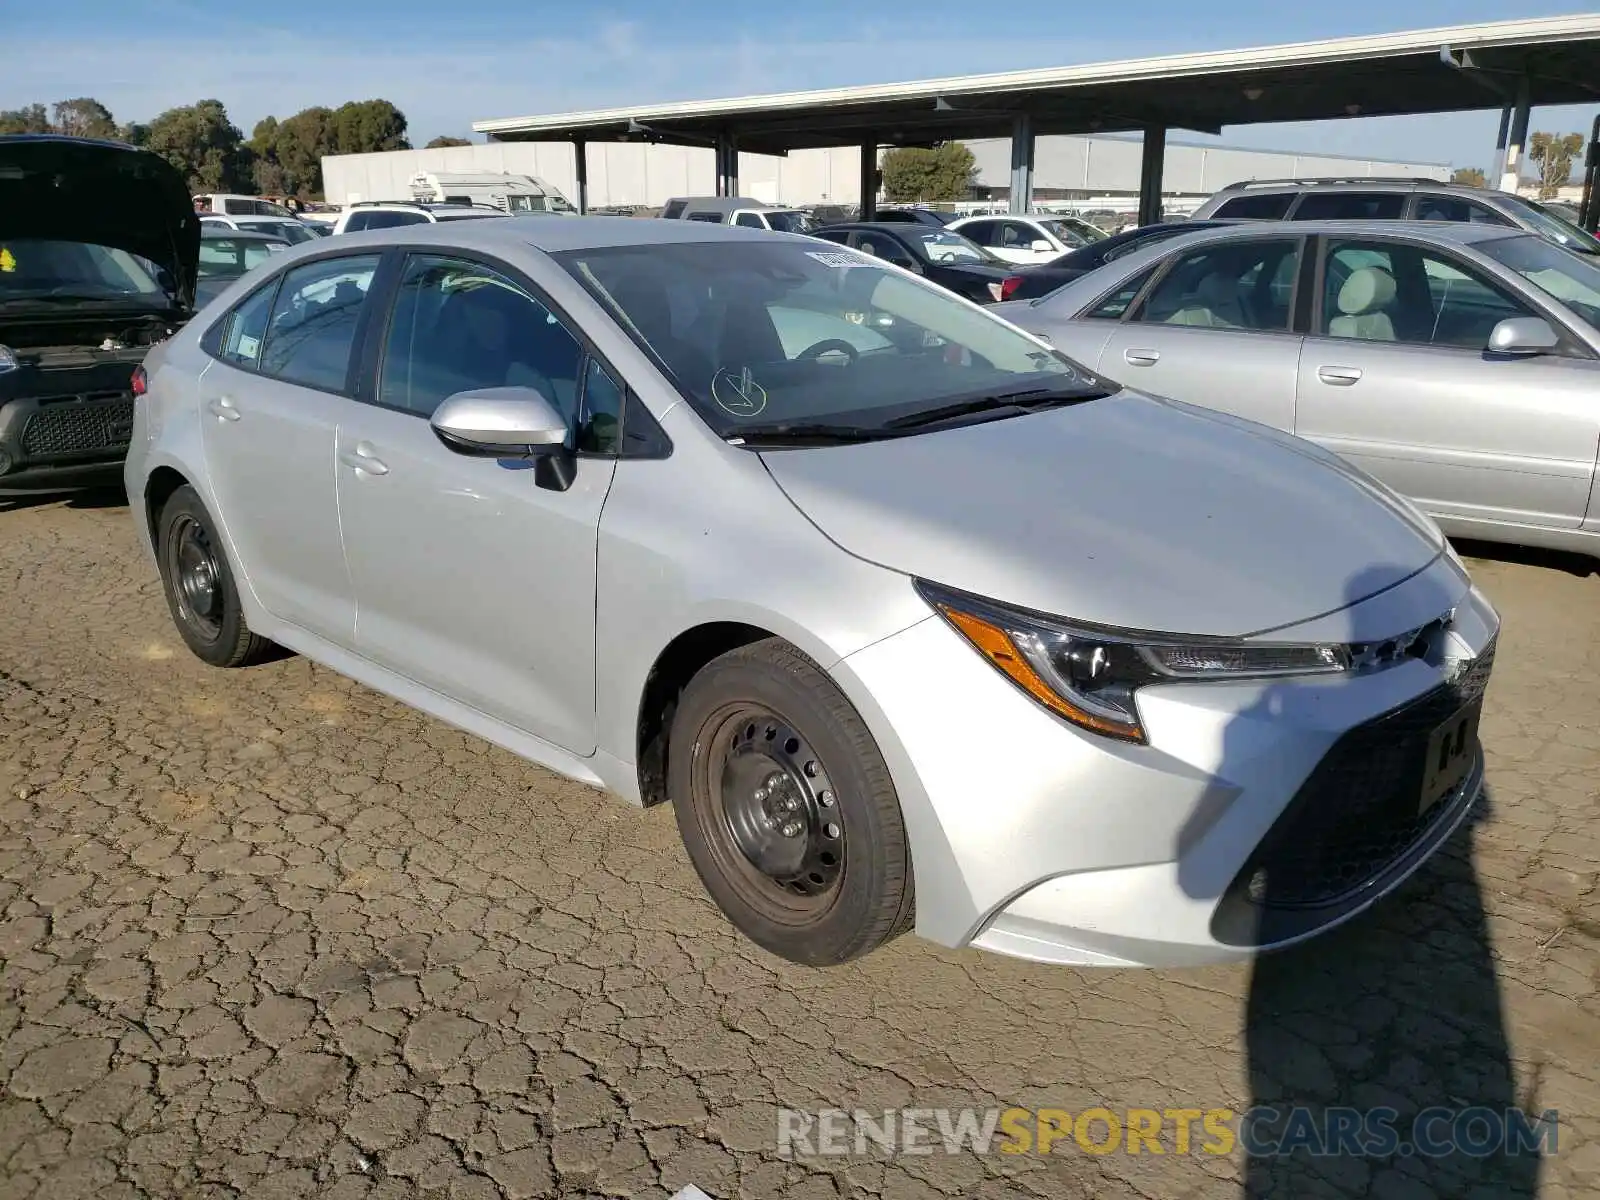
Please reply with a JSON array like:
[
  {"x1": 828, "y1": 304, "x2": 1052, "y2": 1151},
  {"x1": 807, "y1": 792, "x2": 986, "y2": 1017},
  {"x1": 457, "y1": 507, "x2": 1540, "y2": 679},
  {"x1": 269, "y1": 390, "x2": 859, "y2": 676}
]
[
  {"x1": 859, "y1": 138, "x2": 878, "y2": 220},
  {"x1": 1138, "y1": 125, "x2": 1166, "y2": 227},
  {"x1": 1500, "y1": 76, "x2": 1531, "y2": 193},
  {"x1": 716, "y1": 132, "x2": 740, "y2": 198},
  {"x1": 1008, "y1": 114, "x2": 1034, "y2": 214},
  {"x1": 573, "y1": 140, "x2": 588, "y2": 215}
]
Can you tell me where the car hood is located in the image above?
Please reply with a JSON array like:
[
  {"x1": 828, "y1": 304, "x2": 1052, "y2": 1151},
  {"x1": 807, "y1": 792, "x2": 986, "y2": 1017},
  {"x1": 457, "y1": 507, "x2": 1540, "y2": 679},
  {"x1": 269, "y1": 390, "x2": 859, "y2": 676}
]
[
  {"x1": 759, "y1": 391, "x2": 1444, "y2": 637},
  {"x1": 0, "y1": 135, "x2": 199, "y2": 307}
]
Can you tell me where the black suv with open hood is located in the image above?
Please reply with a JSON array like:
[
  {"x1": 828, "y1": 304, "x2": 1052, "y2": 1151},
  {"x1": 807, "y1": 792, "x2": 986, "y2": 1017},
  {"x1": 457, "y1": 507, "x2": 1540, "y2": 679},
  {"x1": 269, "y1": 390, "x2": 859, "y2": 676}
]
[{"x1": 1, "y1": 135, "x2": 199, "y2": 490}]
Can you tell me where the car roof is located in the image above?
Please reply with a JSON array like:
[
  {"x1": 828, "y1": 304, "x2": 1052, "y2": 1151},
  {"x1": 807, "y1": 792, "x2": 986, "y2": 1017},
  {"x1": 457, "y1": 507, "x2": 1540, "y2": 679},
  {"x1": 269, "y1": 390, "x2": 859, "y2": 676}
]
[
  {"x1": 322, "y1": 214, "x2": 823, "y2": 254},
  {"x1": 1143, "y1": 219, "x2": 1529, "y2": 249}
]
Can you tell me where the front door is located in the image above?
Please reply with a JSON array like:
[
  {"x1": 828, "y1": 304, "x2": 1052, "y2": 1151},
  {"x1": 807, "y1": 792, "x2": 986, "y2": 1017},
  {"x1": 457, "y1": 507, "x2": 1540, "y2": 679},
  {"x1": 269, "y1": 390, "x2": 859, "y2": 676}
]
[
  {"x1": 1092, "y1": 236, "x2": 1305, "y2": 432},
  {"x1": 197, "y1": 253, "x2": 382, "y2": 643},
  {"x1": 1296, "y1": 237, "x2": 1600, "y2": 529},
  {"x1": 334, "y1": 253, "x2": 617, "y2": 754}
]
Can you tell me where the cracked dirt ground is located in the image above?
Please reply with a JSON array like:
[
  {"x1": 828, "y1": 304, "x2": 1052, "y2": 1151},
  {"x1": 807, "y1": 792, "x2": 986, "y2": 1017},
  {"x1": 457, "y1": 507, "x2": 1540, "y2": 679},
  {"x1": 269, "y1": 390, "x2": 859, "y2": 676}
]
[{"x1": 0, "y1": 492, "x2": 1596, "y2": 1200}]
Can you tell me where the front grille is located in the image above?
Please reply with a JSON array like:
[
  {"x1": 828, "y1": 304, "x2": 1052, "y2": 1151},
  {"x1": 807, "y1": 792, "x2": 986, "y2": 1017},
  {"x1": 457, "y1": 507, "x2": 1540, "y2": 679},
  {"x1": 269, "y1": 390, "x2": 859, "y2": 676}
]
[
  {"x1": 19, "y1": 393, "x2": 135, "y2": 460},
  {"x1": 1213, "y1": 640, "x2": 1495, "y2": 946}
]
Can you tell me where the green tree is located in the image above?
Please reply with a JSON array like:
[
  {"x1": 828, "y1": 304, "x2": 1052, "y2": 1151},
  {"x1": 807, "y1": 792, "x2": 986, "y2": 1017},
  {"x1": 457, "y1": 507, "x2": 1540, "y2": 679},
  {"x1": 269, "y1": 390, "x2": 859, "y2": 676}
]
[
  {"x1": 118, "y1": 122, "x2": 150, "y2": 148},
  {"x1": 1450, "y1": 166, "x2": 1487, "y2": 187},
  {"x1": 51, "y1": 97, "x2": 118, "y2": 139},
  {"x1": 425, "y1": 135, "x2": 472, "y2": 148},
  {"x1": 880, "y1": 143, "x2": 977, "y2": 203},
  {"x1": 143, "y1": 99, "x2": 249, "y2": 192},
  {"x1": 271, "y1": 106, "x2": 336, "y2": 196},
  {"x1": 0, "y1": 104, "x2": 52, "y2": 134},
  {"x1": 1529, "y1": 132, "x2": 1585, "y2": 199},
  {"x1": 330, "y1": 99, "x2": 410, "y2": 154}
]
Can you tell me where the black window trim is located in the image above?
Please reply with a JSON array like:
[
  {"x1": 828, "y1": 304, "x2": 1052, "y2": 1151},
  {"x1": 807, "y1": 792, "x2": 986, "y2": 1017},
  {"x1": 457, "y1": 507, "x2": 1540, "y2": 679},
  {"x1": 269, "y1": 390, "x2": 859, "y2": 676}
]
[
  {"x1": 349, "y1": 245, "x2": 672, "y2": 459},
  {"x1": 1307, "y1": 232, "x2": 1596, "y2": 359},
  {"x1": 1106, "y1": 233, "x2": 1309, "y2": 338}
]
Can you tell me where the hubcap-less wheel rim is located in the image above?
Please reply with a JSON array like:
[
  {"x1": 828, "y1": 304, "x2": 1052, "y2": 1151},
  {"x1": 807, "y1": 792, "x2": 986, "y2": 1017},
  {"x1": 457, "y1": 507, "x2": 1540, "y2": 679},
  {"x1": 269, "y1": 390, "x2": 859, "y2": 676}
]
[
  {"x1": 714, "y1": 706, "x2": 845, "y2": 912},
  {"x1": 168, "y1": 515, "x2": 224, "y2": 641}
]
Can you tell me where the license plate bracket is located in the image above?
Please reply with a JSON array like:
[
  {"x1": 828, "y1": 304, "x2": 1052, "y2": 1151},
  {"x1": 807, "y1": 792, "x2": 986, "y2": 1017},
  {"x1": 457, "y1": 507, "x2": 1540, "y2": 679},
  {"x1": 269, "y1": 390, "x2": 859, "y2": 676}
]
[{"x1": 1418, "y1": 699, "x2": 1481, "y2": 817}]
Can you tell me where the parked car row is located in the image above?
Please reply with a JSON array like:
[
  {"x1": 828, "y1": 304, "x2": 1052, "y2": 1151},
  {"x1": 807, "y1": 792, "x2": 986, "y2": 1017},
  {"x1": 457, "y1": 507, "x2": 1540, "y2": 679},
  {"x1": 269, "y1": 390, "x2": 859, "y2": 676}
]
[{"x1": 4, "y1": 136, "x2": 1567, "y2": 977}]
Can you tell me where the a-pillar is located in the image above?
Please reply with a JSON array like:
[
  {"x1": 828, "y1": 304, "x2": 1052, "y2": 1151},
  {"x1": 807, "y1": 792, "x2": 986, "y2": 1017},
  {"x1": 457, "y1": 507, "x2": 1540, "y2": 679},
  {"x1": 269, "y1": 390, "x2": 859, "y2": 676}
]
[
  {"x1": 1138, "y1": 125, "x2": 1166, "y2": 227},
  {"x1": 1008, "y1": 114, "x2": 1034, "y2": 214}
]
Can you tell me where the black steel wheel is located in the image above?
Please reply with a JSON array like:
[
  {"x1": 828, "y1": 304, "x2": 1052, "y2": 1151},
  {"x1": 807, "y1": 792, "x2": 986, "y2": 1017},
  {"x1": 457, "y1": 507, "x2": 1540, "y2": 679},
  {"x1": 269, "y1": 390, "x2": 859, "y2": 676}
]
[
  {"x1": 670, "y1": 638, "x2": 914, "y2": 965},
  {"x1": 156, "y1": 485, "x2": 272, "y2": 668}
]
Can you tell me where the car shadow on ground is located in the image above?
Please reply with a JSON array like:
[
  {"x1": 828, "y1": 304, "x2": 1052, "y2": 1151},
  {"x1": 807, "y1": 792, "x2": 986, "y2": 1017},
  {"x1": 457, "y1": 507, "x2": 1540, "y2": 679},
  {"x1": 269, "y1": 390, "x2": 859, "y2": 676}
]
[
  {"x1": 0, "y1": 485, "x2": 129, "y2": 514},
  {"x1": 1451, "y1": 536, "x2": 1596, "y2": 579},
  {"x1": 1227, "y1": 563, "x2": 1539, "y2": 1197}
]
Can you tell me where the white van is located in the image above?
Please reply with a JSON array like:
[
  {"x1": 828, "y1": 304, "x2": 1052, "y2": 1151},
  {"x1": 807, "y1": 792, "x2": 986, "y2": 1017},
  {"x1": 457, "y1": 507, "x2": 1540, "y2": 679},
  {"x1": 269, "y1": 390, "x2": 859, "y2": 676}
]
[{"x1": 407, "y1": 172, "x2": 577, "y2": 215}]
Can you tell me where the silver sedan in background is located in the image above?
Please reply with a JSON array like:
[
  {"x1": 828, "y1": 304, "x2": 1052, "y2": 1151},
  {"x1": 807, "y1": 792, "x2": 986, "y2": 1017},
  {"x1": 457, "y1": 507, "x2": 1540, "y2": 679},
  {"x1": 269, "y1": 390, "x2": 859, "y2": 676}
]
[
  {"x1": 994, "y1": 221, "x2": 1600, "y2": 559},
  {"x1": 126, "y1": 218, "x2": 1497, "y2": 969}
]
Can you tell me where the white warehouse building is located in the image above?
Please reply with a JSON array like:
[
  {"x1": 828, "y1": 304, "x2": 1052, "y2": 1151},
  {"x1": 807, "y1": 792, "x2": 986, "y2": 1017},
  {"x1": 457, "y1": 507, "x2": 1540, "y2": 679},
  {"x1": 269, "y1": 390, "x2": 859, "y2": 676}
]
[{"x1": 320, "y1": 136, "x2": 1444, "y2": 211}]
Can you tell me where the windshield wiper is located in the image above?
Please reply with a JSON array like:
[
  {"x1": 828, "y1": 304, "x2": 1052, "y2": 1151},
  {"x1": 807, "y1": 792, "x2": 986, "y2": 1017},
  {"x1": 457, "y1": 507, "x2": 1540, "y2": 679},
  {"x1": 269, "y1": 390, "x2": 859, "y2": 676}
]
[
  {"x1": 724, "y1": 422, "x2": 903, "y2": 446},
  {"x1": 882, "y1": 386, "x2": 1101, "y2": 430}
]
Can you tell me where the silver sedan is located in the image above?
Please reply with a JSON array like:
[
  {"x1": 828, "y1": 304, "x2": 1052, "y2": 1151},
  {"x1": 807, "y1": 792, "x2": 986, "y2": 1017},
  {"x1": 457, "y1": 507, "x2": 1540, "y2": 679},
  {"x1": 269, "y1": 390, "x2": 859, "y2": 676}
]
[
  {"x1": 994, "y1": 221, "x2": 1600, "y2": 559},
  {"x1": 126, "y1": 217, "x2": 1496, "y2": 969}
]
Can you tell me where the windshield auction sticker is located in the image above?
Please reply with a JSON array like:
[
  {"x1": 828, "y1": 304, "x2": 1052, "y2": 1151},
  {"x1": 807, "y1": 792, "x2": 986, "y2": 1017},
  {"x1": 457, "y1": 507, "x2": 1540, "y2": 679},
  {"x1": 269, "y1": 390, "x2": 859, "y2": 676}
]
[{"x1": 805, "y1": 250, "x2": 871, "y2": 270}]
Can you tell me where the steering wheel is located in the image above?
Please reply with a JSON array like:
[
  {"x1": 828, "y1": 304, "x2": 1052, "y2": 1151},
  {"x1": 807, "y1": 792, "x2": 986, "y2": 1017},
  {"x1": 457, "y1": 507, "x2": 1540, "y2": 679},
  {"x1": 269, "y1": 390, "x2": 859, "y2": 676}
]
[{"x1": 798, "y1": 338, "x2": 859, "y2": 366}]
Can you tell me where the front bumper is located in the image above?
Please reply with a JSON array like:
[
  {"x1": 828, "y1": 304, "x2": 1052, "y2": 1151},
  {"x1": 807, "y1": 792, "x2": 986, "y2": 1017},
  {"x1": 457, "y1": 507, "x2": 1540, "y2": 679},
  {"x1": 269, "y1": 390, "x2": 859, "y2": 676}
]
[
  {"x1": 834, "y1": 557, "x2": 1499, "y2": 967},
  {"x1": 0, "y1": 382, "x2": 137, "y2": 490}
]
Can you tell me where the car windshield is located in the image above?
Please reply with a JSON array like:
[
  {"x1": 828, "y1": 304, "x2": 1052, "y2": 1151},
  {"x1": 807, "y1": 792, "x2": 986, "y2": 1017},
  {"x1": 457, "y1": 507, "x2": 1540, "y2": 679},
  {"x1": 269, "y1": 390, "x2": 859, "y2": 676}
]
[
  {"x1": 1480, "y1": 233, "x2": 1600, "y2": 328},
  {"x1": 0, "y1": 239, "x2": 169, "y2": 304},
  {"x1": 912, "y1": 230, "x2": 992, "y2": 264},
  {"x1": 1503, "y1": 196, "x2": 1600, "y2": 254},
  {"x1": 250, "y1": 221, "x2": 317, "y2": 244},
  {"x1": 198, "y1": 237, "x2": 286, "y2": 279},
  {"x1": 763, "y1": 210, "x2": 816, "y2": 234},
  {"x1": 554, "y1": 240, "x2": 1106, "y2": 437}
]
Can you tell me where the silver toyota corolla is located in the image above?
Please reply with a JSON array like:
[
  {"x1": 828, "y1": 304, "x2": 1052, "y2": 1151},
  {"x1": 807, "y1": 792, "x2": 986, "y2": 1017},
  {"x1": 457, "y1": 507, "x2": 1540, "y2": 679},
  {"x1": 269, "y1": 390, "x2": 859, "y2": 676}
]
[
  {"x1": 125, "y1": 218, "x2": 1498, "y2": 968},
  {"x1": 994, "y1": 220, "x2": 1600, "y2": 559}
]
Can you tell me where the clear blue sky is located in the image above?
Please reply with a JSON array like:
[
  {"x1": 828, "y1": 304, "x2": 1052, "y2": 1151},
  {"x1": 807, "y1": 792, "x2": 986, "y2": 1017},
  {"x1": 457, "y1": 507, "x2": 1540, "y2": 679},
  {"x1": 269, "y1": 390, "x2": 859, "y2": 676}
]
[{"x1": 5, "y1": 1, "x2": 1598, "y2": 171}]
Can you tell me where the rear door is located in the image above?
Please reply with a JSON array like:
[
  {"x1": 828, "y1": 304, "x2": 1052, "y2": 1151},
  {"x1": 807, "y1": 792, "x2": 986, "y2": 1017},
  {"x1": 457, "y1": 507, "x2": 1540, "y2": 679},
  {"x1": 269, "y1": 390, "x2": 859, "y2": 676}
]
[
  {"x1": 197, "y1": 253, "x2": 382, "y2": 643},
  {"x1": 1296, "y1": 236, "x2": 1600, "y2": 530},
  {"x1": 1093, "y1": 235, "x2": 1304, "y2": 430}
]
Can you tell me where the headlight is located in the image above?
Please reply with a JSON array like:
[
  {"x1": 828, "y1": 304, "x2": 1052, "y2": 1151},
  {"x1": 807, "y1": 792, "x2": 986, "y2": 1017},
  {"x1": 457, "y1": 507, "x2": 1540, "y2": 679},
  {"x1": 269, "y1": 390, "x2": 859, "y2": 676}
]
[{"x1": 917, "y1": 580, "x2": 1350, "y2": 743}]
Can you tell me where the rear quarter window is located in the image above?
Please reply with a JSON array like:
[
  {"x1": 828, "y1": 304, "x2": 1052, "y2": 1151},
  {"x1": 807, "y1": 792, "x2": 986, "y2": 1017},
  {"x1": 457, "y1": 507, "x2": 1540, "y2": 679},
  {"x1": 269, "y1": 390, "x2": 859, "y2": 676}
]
[{"x1": 1292, "y1": 192, "x2": 1405, "y2": 220}]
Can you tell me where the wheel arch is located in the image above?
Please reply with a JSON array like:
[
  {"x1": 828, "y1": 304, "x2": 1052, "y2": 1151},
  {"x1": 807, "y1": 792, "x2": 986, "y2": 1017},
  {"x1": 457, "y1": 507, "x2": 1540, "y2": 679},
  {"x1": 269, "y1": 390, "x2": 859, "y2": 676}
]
[{"x1": 634, "y1": 621, "x2": 775, "y2": 807}]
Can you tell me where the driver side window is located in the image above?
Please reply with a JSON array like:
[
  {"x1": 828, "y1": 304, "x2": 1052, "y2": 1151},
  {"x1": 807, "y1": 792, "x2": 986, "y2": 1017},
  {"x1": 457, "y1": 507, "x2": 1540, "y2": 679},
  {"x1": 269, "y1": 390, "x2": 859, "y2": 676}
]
[
  {"x1": 377, "y1": 254, "x2": 583, "y2": 423},
  {"x1": 850, "y1": 233, "x2": 915, "y2": 269},
  {"x1": 1321, "y1": 241, "x2": 1532, "y2": 349}
]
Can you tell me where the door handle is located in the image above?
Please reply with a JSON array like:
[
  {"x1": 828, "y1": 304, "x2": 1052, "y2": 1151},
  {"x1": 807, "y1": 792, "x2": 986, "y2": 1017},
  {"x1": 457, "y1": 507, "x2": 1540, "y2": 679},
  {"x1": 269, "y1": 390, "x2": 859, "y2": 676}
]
[
  {"x1": 339, "y1": 443, "x2": 389, "y2": 476},
  {"x1": 1317, "y1": 365, "x2": 1363, "y2": 386},
  {"x1": 1123, "y1": 348, "x2": 1160, "y2": 366},
  {"x1": 207, "y1": 396, "x2": 241, "y2": 422}
]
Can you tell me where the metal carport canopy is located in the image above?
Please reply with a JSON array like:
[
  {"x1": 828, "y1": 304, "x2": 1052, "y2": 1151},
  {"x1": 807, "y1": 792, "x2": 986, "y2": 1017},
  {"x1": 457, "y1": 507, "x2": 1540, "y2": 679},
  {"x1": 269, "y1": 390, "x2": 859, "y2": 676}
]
[{"x1": 473, "y1": 15, "x2": 1600, "y2": 154}]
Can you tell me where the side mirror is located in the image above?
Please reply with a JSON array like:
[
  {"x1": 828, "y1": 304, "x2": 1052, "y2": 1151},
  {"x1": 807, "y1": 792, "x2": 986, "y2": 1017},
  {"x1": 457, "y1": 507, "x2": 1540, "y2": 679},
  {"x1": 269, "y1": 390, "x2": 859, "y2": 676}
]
[
  {"x1": 430, "y1": 386, "x2": 576, "y2": 491},
  {"x1": 1030, "y1": 239, "x2": 1054, "y2": 253},
  {"x1": 1486, "y1": 316, "x2": 1559, "y2": 356}
]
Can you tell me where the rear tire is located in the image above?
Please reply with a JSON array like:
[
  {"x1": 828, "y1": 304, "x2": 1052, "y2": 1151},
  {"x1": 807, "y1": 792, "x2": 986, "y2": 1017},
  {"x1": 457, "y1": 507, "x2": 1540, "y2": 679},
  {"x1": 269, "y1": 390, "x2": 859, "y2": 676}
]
[
  {"x1": 156, "y1": 485, "x2": 272, "y2": 668},
  {"x1": 669, "y1": 638, "x2": 914, "y2": 965}
]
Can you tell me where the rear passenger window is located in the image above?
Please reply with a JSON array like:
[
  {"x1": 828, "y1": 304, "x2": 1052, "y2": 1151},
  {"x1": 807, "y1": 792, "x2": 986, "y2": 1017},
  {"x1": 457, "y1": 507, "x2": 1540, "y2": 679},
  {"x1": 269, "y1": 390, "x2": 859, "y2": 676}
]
[
  {"x1": 1292, "y1": 192, "x2": 1405, "y2": 220},
  {"x1": 359, "y1": 211, "x2": 428, "y2": 230},
  {"x1": 686, "y1": 211, "x2": 724, "y2": 223},
  {"x1": 219, "y1": 283, "x2": 278, "y2": 368},
  {"x1": 378, "y1": 255, "x2": 584, "y2": 423},
  {"x1": 1212, "y1": 193, "x2": 1294, "y2": 219},
  {"x1": 258, "y1": 255, "x2": 379, "y2": 393},
  {"x1": 661, "y1": 200, "x2": 687, "y2": 220},
  {"x1": 734, "y1": 212, "x2": 764, "y2": 229},
  {"x1": 1082, "y1": 265, "x2": 1158, "y2": 318}
]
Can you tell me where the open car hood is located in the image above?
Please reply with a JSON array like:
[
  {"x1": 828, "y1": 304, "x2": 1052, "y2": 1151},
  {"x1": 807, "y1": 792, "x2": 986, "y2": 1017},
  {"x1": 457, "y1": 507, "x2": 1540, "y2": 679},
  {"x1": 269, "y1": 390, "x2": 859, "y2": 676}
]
[{"x1": 0, "y1": 135, "x2": 199, "y2": 308}]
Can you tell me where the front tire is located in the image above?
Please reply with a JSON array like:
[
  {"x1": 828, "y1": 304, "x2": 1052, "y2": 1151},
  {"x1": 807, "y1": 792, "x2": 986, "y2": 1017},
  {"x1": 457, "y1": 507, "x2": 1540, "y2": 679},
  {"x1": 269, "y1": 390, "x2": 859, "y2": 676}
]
[
  {"x1": 156, "y1": 485, "x2": 272, "y2": 668},
  {"x1": 669, "y1": 638, "x2": 914, "y2": 965}
]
